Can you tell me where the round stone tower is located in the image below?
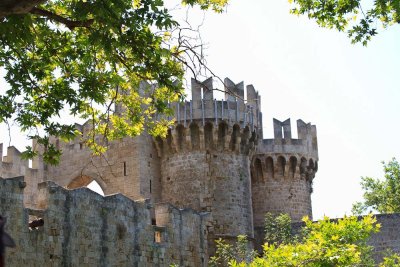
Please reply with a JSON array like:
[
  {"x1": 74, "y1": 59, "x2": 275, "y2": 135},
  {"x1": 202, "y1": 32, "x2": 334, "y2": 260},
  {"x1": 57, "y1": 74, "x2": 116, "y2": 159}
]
[
  {"x1": 251, "y1": 118, "x2": 318, "y2": 227},
  {"x1": 154, "y1": 77, "x2": 262, "y2": 247}
]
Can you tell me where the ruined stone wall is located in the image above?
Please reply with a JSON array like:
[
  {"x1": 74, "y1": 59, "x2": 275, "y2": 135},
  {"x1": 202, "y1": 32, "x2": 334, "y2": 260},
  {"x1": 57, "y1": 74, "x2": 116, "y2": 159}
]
[
  {"x1": 252, "y1": 119, "x2": 318, "y2": 225},
  {"x1": 0, "y1": 176, "x2": 209, "y2": 267}
]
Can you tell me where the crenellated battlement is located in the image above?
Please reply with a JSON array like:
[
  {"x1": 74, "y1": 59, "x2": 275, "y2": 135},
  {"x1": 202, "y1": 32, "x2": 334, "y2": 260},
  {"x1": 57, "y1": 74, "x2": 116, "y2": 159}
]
[
  {"x1": 0, "y1": 143, "x2": 45, "y2": 208},
  {"x1": 257, "y1": 118, "x2": 318, "y2": 159},
  {"x1": 165, "y1": 77, "x2": 262, "y2": 133},
  {"x1": 154, "y1": 120, "x2": 258, "y2": 158},
  {"x1": 0, "y1": 143, "x2": 44, "y2": 179},
  {"x1": 253, "y1": 118, "x2": 318, "y2": 183}
]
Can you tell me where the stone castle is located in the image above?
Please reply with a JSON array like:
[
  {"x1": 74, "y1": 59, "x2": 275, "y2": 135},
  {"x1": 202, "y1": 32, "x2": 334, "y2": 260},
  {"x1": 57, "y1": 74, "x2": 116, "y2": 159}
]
[{"x1": 0, "y1": 76, "x2": 341, "y2": 266}]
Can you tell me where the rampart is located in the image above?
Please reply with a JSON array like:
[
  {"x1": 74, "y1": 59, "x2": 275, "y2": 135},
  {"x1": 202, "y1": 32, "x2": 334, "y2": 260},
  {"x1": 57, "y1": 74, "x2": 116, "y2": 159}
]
[{"x1": 0, "y1": 176, "x2": 209, "y2": 267}]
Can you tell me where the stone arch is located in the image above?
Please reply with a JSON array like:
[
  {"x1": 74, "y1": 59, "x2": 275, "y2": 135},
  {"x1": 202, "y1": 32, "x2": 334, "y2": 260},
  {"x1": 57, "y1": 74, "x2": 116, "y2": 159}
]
[
  {"x1": 176, "y1": 124, "x2": 186, "y2": 151},
  {"x1": 289, "y1": 156, "x2": 297, "y2": 178},
  {"x1": 277, "y1": 156, "x2": 286, "y2": 176},
  {"x1": 217, "y1": 122, "x2": 228, "y2": 150},
  {"x1": 204, "y1": 122, "x2": 214, "y2": 150},
  {"x1": 67, "y1": 173, "x2": 107, "y2": 195},
  {"x1": 266, "y1": 157, "x2": 274, "y2": 179},
  {"x1": 252, "y1": 158, "x2": 263, "y2": 183},
  {"x1": 190, "y1": 122, "x2": 200, "y2": 150},
  {"x1": 230, "y1": 124, "x2": 240, "y2": 151}
]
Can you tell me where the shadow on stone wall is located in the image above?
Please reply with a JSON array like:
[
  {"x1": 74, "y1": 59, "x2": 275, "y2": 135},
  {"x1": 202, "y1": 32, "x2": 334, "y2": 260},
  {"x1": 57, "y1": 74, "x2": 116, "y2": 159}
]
[{"x1": 0, "y1": 176, "x2": 209, "y2": 267}]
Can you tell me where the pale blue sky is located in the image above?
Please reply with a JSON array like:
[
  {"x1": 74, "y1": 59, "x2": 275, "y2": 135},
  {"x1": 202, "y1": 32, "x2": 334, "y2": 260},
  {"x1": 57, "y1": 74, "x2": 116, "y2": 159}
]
[
  {"x1": 1, "y1": 0, "x2": 400, "y2": 219},
  {"x1": 194, "y1": 0, "x2": 400, "y2": 219}
]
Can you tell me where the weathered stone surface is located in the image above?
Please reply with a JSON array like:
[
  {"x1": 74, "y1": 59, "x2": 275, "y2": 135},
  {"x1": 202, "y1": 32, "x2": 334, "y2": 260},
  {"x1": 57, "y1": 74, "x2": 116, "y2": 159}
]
[{"x1": 0, "y1": 177, "x2": 208, "y2": 266}]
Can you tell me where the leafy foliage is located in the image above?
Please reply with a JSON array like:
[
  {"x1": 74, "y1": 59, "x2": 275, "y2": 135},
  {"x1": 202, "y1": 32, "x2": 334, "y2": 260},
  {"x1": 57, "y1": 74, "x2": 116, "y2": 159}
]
[
  {"x1": 289, "y1": 0, "x2": 400, "y2": 45},
  {"x1": 264, "y1": 213, "x2": 293, "y2": 245},
  {"x1": 0, "y1": 0, "x2": 227, "y2": 164},
  {"x1": 209, "y1": 235, "x2": 258, "y2": 267},
  {"x1": 215, "y1": 214, "x2": 391, "y2": 267},
  {"x1": 353, "y1": 158, "x2": 400, "y2": 214}
]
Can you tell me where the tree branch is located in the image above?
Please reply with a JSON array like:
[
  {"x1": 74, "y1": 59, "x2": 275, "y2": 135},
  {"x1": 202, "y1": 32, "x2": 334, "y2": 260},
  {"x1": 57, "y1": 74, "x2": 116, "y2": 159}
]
[{"x1": 30, "y1": 7, "x2": 94, "y2": 30}]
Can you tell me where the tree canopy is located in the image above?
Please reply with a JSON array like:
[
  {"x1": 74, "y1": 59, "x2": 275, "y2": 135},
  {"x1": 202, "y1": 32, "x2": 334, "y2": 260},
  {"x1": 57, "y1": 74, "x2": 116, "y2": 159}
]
[
  {"x1": 211, "y1": 213, "x2": 400, "y2": 267},
  {"x1": 289, "y1": 0, "x2": 400, "y2": 45},
  {"x1": 353, "y1": 158, "x2": 400, "y2": 214},
  {"x1": 0, "y1": 0, "x2": 227, "y2": 164}
]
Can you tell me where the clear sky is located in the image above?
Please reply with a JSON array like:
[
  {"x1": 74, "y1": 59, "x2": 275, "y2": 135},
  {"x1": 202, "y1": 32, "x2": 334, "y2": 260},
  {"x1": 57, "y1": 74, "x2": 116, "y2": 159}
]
[
  {"x1": 1, "y1": 0, "x2": 400, "y2": 219},
  {"x1": 191, "y1": 0, "x2": 400, "y2": 219}
]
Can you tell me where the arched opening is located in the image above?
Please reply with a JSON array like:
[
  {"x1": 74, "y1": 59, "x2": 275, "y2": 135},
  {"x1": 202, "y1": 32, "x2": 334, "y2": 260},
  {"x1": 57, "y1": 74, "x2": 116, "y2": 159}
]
[
  {"x1": 289, "y1": 156, "x2": 297, "y2": 178},
  {"x1": 190, "y1": 123, "x2": 200, "y2": 150},
  {"x1": 204, "y1": 122, "x2": 214, "y2": 150},
  {"x1": 176, "y1": 124, "x2": 185, "y2": 151},
  {"x1": 277, "y1": 156, "x2": 286, "y2": 176},
  {"x1": 252, "y1": 158, "x2": 263, "y2": 183},
  {"x1": 230, "y1": 124, "x2": 240, "y2": 151},
  {"x1": 266, "y1": 157, "x2": 274, "y2": 179},
  {"x1": 67, "y1": 175, "x2": 105, "y2": 196},
  {"x1": 217, "y1": 122, "x2": 228, "y2": 150}
]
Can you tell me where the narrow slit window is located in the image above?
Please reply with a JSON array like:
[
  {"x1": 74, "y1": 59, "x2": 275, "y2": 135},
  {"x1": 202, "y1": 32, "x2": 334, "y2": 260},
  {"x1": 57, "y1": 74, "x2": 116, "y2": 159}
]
[{"x1": 123, "y1": 162, "x2": 127, "y2": 176}]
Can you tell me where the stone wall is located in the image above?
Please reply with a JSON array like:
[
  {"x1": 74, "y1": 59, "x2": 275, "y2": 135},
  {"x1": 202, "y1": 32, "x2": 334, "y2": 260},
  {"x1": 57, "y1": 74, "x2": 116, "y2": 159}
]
[
  {"x1": 0, "y1": 176, "x2": 209, "y2": 267},
  {"x1": 251, "y1": 161, "x2": 313, "y2": 224},
  {"x1": 369, "y1": 213, "x2": 400, "y2": 261},
  {"x1": 43, "y1": 124, "x2": 162, "y2": 208},
  {"x1": 161, "y1": 150, "x2": 253, "y2": 237}
]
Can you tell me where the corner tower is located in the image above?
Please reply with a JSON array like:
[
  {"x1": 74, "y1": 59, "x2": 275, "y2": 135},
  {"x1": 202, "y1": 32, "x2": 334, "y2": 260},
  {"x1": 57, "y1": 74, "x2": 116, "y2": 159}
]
[
  {"x1": 154, "y1": 77, "x2": 262, "y2": 247},
  {"x1": 251, "y1": 118, "x2": 318, "y2": 227}
]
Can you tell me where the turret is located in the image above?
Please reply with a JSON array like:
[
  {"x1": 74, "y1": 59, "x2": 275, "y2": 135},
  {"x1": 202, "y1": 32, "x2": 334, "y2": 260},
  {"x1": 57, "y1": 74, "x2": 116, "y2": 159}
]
[
  {"x1": 154, "y1": 77, "x2": 262, "y2": 252},
  {"x1": 251, "y1": 118, "x2": 318, "y2": 226}
]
